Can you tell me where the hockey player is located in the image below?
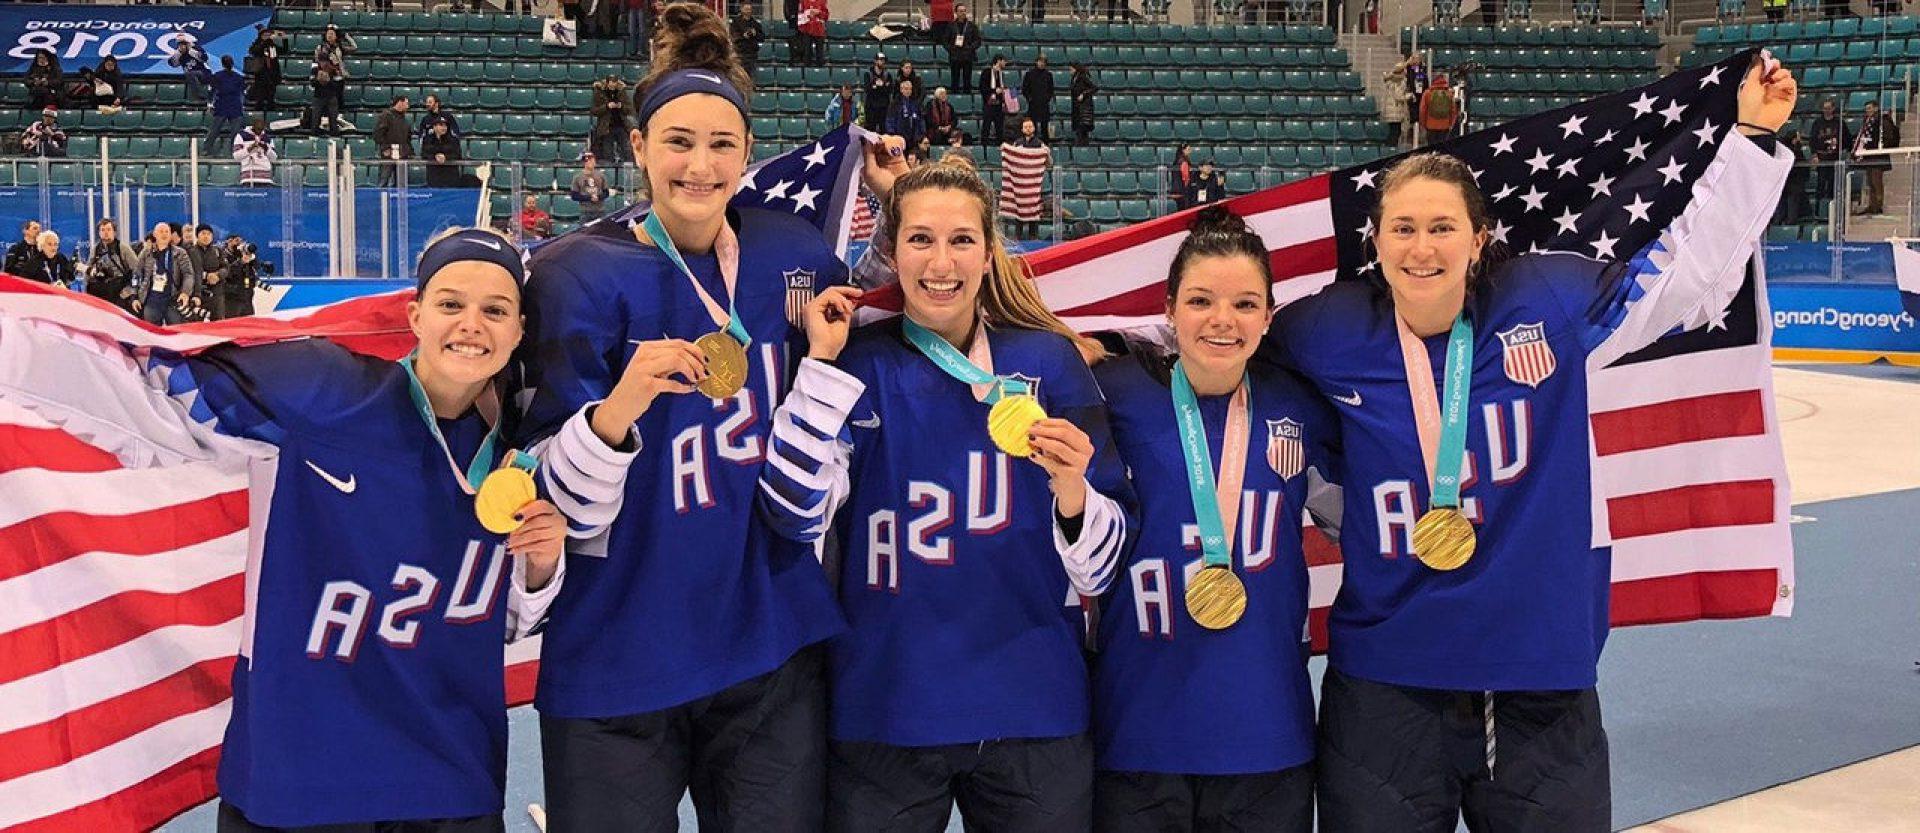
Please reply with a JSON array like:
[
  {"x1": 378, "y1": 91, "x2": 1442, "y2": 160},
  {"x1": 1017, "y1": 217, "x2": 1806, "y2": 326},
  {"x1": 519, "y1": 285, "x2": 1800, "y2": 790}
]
[
  {"x1": 0, "y1": 228, "x2": 645, "y2": 829},
  {"x1": 763, "y1": 155, "x2": 1134, "y2": 831},
  {"x1": 514, "y1": 4, "x2": 907, "y2": 829},
  {"x1": 1260, "y1": 56, "x2": 1799, "y2": 831},
  {"x1": 1089, "y1": 206, "x2": 1339, "y2": 833}
]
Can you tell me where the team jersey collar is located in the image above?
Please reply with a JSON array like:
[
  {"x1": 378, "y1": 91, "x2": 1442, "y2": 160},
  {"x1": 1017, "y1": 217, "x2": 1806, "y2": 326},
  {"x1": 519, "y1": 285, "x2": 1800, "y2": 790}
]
[{"x1": 397, "y1": 351, "x2": 507, "y2": 494}]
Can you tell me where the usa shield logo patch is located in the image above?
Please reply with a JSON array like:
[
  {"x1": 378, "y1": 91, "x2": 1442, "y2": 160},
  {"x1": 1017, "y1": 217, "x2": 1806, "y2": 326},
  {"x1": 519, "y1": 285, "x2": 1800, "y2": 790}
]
[
  {"x1": 1497, "y1": 322, "x2": 1557, "y2": 388},
  {"x1": 1265, "y1": 418, "x2": 1304, "y2": 479},
  {"x1": 783, "y1": 268, "x2": 817, "y2": 327}
]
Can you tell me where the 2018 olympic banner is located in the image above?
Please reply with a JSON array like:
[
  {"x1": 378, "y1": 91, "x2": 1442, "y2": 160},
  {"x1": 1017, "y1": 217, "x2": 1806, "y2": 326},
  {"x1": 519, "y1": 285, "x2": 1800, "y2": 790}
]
[{"x1": 0, "y1": 5, "x2": 272, "y2": 76}]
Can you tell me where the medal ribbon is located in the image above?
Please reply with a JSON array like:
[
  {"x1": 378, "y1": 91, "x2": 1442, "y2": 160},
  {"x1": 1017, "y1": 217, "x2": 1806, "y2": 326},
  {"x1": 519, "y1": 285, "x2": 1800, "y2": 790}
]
[
  {"x1": 1170, "y1": 362, "x2": 1251, "y2": 570},
  {"x1": 900, "y1": 315, "x2": 1031, "y2": 404},
  {"x1": 399, "y1": 352, "x2": 504, "y2": 494},
  {"x1": 1395, "y1": 313, "x2": 1474, "y2": 510},
  {"x1": 640, "y1": 212, "x2": 749, "y2": 346}
]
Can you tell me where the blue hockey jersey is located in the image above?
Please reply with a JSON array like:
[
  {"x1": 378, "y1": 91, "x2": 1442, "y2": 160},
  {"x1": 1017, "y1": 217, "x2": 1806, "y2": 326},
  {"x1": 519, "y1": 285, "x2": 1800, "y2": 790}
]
[
  {"x1": 1091, "y1": 352, "x2": 1337, "y2": 775},
  {"x1": 1262, "y1": 133, "x2": 1791, "y2": 692},
  {"x1": 0, "y1": 323, "x2": 628, "y2": 826},
  {"x1": 760, "y1": 319, "x2": 1134, "y2": 746},
  {"x1": 517, "y1": 206, "x2": 852, "y2": 718}
]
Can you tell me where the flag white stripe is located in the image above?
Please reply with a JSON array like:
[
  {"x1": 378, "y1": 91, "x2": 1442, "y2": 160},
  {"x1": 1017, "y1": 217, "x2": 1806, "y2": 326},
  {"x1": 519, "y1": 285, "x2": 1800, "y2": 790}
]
[
  {"x1": 0, "y1": 293, "x2": 231, "y2": 352},
  {"x1": 1037, "y1": 198, "x2": 1334, "y2": 312},
  {"x1": 1585, "y1": 343, "x2": 1774, "y2": 410},
  {"x1": 0, "y1": 463, "x2": 245, "y2": 529},
  {"x1": 0, "y1": 534, "x2": 246, "y2": 634},
  {"x1": 1592, "y1": 433, "x2": 1783, "y2": 497},
  {"x1": 0, "y1": 619, "x2": 241, "y2": 733},
  {"x1": 0, "y1": 700, "x2": 230, "y2": 828},
  {"x1": 506, "y1": 634, "x2": 541, "y2": 665},
  {"x1": 1308, "y1": 563, "x2": 1341, "y2": 608},
  {"x1": 1611, "y1": 523, "x2": 1794, "y2": 582}
]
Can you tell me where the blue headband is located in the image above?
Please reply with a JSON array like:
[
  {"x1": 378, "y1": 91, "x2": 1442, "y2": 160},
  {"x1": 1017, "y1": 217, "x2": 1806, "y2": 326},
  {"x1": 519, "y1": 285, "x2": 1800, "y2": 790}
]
[
  {"x1": 414, "y1": 229, "x2": 526, "y2": 292},
  {"x1": 636, "y1": 69, "x2": 750, "y2": 131}
]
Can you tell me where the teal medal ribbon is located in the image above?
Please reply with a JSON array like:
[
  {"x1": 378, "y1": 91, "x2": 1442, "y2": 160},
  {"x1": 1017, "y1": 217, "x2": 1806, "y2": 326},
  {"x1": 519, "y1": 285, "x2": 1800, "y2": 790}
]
[
  {"x1": 399, "y1": 352, "x2": 504, "y2": 494},
  {"x1": 900, "y1": 316, "x2": 1029, "y2": 403},
  {"x1": 1170, "y1": 362, "x2": 1251, "y2": 571},
  {"x1": 1429, "y1": 314, "x2": 1475, "y2": 510},
  {"x1": 640, "y1": 212, "x2": 750, "y2": 347}
]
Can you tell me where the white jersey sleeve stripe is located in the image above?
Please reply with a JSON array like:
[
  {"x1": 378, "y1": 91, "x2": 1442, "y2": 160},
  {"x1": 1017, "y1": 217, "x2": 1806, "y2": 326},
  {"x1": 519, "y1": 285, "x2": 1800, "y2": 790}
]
[
  {"x1": 758, "y1": 358, "x2": 864, "y2": 544},
  {"x1": 1056, "y1": 483, "x2": 1125, "y2": 595},
  {"x1": 533, "y1": 404, "x2": 639, "y2": 539}
]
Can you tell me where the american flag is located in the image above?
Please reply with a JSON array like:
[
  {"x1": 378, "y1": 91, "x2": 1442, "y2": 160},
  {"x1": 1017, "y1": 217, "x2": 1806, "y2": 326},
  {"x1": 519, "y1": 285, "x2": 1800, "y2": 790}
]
[
  {"x1": 0, "y1": 59, "x2": 1794, "y2": 829},
  {"x1": 998, "y1": 142, "x2": 1051, "y2": 223}
]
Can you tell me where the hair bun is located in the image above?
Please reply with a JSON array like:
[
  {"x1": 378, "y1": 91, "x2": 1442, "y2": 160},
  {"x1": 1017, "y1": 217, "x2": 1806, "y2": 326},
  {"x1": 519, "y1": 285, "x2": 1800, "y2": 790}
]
[
  {"x1": 1189, "y1": 205, "x2": 1250, "y2": 238},
  {"x1": 649, "y1": 2, "x2": 749, "y2": 90}
]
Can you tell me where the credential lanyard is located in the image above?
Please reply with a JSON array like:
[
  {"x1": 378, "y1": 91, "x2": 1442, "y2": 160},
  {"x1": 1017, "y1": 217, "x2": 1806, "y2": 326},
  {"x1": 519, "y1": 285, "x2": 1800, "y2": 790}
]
[
  {"x1": 1170, "y1": 362, "x2": 1251, "y2": 570},
  {"x1": 399, "y1": 353, "x2": 513, "y2": 494},
  {"x1": 901, "y1": 315, "x2": 1030, "y2": 404},
  {"x1": 639, "y1": 212, "x2": 749, "y2": 346},
  {"x1": 1395, "y1": 313, "x2": 1474, "y2": 510}
]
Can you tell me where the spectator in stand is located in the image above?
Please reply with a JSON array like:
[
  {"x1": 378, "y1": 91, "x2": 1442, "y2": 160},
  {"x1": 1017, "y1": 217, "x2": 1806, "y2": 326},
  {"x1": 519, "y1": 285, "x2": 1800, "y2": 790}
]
[
  {"x1": 311, "y1": 55, "x2": 347, "y2": 136},
  {"x1": 1069, "y1": 62, "x2": 1096, "y2": 145},
  {"x1": 26, "y1": 50, "x2": 62, "y2": 110},
  {"x1": 19, "y1": 231, "x2": 76, "y2": 289},
  {"x1": 518, "y1": 195, "x2": 553, "y2": 241},
  {"x1": 886, "y1": 78, "x2": 927, "y2": 151},
  {"x1": 797, "y1": 0, "x2": 828, "y2": 67},
  {"x1": 374, "y1": 96, "x2": 413, "y2": 187},
  {"x1": 234, "y1": 118, "x2": 278, "y2": 187},
  {"x1": 1762, "y1": 0, "x2": 1787, "y2": 21},
  {"x1": 863, "y1": 54, "x2": 896, "y2": 132},
  {"x1": 570, "y1": 153, "x2": 611, "y2": 221},
  {"x1": 732, "y1": 4, "x2": 767, "y2": 77},
  {"x1": 1852, "y1": 100, "x2": 1898, "y2": 215},
  {"x1": 169, "y1": 35, "x2": 212, "y2": 104},
  {"x1": 1808, "y1": 98, "x2": 1848, "y2": 206},
  {"x1": 246, "y1": 26, "x2": 287, "y2": 110},
  {"x1": 898, "y1": 60, "x2": 926, "y2": 107},
  {"x1": 1030, "y1": 0, "x2": 1047, "y2": 23},
  {"x1": 416, "y1": 94, "x2": 461, "y2": 144},
  {"x1": 591, "y1": 75, "x2": 633, "y2": 164},
  {"x1": 1021, "y1": 54, "x2": 1056, "y2": 143},
  {"x1": 826, "y1": 83, "x2": 861, "y2": 128},
  {"x1": 980, "y1": 53, "x2": 1009, "y2": 145},
  {"x1": 6, "y1": 221, "x2": 43, "y2": 276},
  {"x1": 1002, "y1": 116, "x2": 1049, "y2": 238},
  {"x1": 1418, "y1": 74, "x2": 1459, "y2": 146},
  {"x1": 68, "y1": 67, "x2": 114, "y2": 111},
  {"x1": 925, "y1": 86, "x2": 959, "y2": 147},
  {"x1": 98, "y1": 56, "x2": 127, "y2": 107},
  {"x1": 208, "y1": 56, "x2": 249, "y2": 154},
  {"x1": 22, "y1": 107, "x2": 70, "y2": 158},
  {"x1": 132, "y1": 221, "x2": 196, "y2": 326},
  {"x1": 421, "y1": 120, "x2": 465, "y2": 188},
  {"x1": 930, "y1": 0, "x2": 956, "y2": 48},
  {"x1": 946, "y1": 4, "x2": 981, "y2": 94},
  {"x1": 314, "y1": 24, "x2": 359, "y2": 80},
  {"x1": 1777, "y1": 126, "x2": 1809, "y2": 226},
  {"x1": 1386, "y1": 50, "x2": 1428, "y2": 148},
  {"x1": 83, "y1": 218, "x2": 141, "y2": 313},
  {"x1": 1185, "y1": 158, "x2": 1226, "y2": 206},
  {"x1": 623, "y1": 0, "x2": 655, "y2": 59},
  {"x1": 1168, "y1": 143, "x2": 1196, "y2": 209},
  {"x1": 219, "y1": 234, "x2": 264, "y2": 318},
  {"x1": 188, "y1": 224, "x2": 232, "y2": 320}
]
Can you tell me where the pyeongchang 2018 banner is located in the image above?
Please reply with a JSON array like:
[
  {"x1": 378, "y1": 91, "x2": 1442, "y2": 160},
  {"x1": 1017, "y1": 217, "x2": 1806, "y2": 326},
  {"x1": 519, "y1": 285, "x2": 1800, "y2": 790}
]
[{"x1": 0, "y1": 5, "x2": 271, "y2": 76}]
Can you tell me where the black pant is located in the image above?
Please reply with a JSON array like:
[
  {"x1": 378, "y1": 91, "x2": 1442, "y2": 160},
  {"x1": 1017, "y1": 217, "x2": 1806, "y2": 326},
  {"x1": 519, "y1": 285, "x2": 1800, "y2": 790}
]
[
  {"x1": 981, "y1": 103, "x2": 1004, "y2": 144},
  {"x1": 826, "y1": 734, "x2": 1093, "y2": 832},
  {"x1": 861, "y1": 98, "x2": 888, "y2": 132},
  {"x1": 1812, "y1": 160, "x2": 1838, "y2": 207},
  {"x1": 540, "y1": 649, "x2": 826, "y2": 833},
  {"x1": 216, "y1": 801, "x2": 504, "y2": 833},
  {"x1": 1094, "y1": 765, "x2": 1313, "y2": 833},
  {"x1": 1315, "y1": 668, "x2": 1610, "y2": 833},
  {"x1": 950, "y1": 59, "x2": 974, "y2": 93},
  {"x1": 1030, "y1": 106, "x2": 1051, "y2": 142}
]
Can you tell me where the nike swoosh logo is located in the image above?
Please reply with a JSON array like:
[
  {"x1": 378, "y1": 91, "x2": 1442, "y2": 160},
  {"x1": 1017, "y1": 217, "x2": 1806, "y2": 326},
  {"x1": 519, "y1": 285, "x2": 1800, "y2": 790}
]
[
  {"x1": 1331, "y1": 390, "x2": 1364, "y2": 407},
  {"x1": 469, "y1": 237, "x2": 503, "y2": 251},
  {"x1": 306, "y1": 460, "x2": 357, "y2": 494},
  {"x1": 851, "y1": 414, "x2": 881, "y2": 429}
]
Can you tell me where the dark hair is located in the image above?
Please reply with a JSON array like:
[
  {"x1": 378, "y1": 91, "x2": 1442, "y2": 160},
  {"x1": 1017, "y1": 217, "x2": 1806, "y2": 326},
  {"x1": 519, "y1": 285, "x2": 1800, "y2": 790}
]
[
  {"x1": 393, "y1": 95, "x2": 408, "y2": 106},
  {"x1": 98, "y1": 217, "x2": 116, "y2": 231},
  {"x1": 1368, "y1": 152, "x2": 1507, "y2": 286},
  {"x1": 197, "y1": 224, "x2": 215, "y2": 235},
  {"x1": 1166, "y1": 205, "x2": 1273, "y2": 306},
  {"x1": 220, "y1": 54, "x2": 234, "y2": 70},
  {"x1": 633, "y1": 2, "x2": 752, "y2": 119},
  {"x1": 20, "y1": 220, "x2": 36, "y2": 232}
]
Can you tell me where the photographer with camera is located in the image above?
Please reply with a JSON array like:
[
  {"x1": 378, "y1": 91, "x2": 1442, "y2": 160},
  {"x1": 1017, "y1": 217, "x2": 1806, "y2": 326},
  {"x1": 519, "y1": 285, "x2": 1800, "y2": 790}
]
[
  {"x1": 83, "y1": 218, "x2": 142, "y2": 314},
  {"x1": 221, "y1": 233, "x2": 269, "y2": 318}
]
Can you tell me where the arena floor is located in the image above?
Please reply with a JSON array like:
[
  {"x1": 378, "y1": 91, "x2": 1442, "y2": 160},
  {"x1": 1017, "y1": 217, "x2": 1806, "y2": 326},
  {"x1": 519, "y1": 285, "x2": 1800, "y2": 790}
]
[{"x1": 160, "y1": 361, "x2": 1920, "y2": 832}]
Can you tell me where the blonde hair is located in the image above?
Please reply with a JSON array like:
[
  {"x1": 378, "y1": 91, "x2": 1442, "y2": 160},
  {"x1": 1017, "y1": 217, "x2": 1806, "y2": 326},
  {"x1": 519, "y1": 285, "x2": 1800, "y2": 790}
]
[{"x1": 877, "y1": 155, "x2": 1101, "y2": 358}]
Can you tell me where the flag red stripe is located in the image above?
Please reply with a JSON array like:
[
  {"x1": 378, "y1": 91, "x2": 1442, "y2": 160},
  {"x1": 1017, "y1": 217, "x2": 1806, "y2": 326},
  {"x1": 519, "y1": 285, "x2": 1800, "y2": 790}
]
[
  {"x1": 1605, "y1": 479, "x2": 1776, "y2": 540},
  {"x1": 1589, "y1": 390, "x2": 1768, "y2": 456},
  {"x1": 0, "y1": 656, "x2": 235, "y2": 783},
  {"x1": 0, "y1": 491, "x2": 249, "y2": 581},
  {"x1": 1307, "y1": 605, "x2": 1330, "y2": 654},
  {"x1": 0, "y1": 573, "x2": 245, "y2": 684},
  {"x1": 14, "y1": 744, "x2": 222, "y2": 833},
  {"x1": 506, "y1": 659, "x2": 540, "y2": 706},
  {"x1": 1266, "y1": 237, "x2": 1339, "y2": 283},
  {"x1": 1609, "y1": 568, "x2": 1781, "y2": 625},
  {"x1": 1303, "y1": 528, "x2": 1340, "y2": 567},
  {"x1": 0, "y1": 424, "x2": 122, "y2": 475},
  {"x1": 1027, "y1": 176, "x2": 1330, "y2": 276}
]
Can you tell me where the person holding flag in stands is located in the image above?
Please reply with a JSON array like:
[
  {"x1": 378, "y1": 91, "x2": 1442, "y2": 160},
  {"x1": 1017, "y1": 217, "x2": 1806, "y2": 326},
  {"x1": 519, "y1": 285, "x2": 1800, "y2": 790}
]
[
  {"x1": 1260, "y1": 54, "x2": 1799, "y2": 831},
  {"x1": 0, "y1": 228, "x2": 654, "y2": 830},
  {"x1": 513, "y1": 4, "x2": 907, "y2": 829}
]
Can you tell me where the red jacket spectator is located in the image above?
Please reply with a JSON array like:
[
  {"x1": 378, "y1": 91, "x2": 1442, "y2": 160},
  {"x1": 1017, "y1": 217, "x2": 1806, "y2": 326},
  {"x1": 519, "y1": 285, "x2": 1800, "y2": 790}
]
[
  {"x1": 799, "y1": 0, "x2": 827, "y2": 36},
  {"x1": 1419, "y1": 76, "x2": 1459, "y2": 136},
  {"x1": 518, "y1": 198, "x2": 553, "y2": 240},
  {"x1": 930, "y1": 0, "x2": 955, "y2": 23}
]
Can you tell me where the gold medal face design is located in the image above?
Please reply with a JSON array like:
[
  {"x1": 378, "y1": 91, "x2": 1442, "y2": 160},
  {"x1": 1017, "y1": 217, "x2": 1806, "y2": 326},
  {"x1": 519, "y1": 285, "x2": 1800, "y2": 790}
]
[
  {"x1": 694, "y1": 331, "x2": 749, "y2": 399},
  {"x1": 475, "y1": 466, "x2": 538, "y2": 534},
  {"x1": 986, "y1": 394, "x2": 1047, "y2": 458},
  {"x1": 1412, "y1": 507, "x2": 1476, "y2": 571},
  {"x1": 1185, "y1": 566, "x2": 1247, "y2": 630}
]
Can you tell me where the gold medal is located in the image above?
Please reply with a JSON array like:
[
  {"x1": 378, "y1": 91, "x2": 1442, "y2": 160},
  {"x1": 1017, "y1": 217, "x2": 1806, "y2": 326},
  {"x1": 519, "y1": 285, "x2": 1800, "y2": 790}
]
[
  {"x1": 475, "y1": 465, "x2": 538, "y2": 534},
  {"x1": 694, "y1": 330, "x2": 749, "y2": 399},
  {"x1": 986, "y1": 394, "x2": 1047, "y2": 457},
  {"x1": 1185, "y1": 566, "x2": 1247, "y2": 630},
  {"x1": 1412, "y1": 507, "x2": 1476, "y2": 571}
]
